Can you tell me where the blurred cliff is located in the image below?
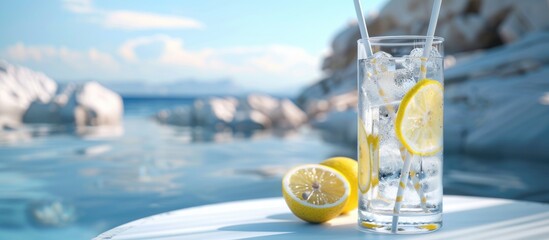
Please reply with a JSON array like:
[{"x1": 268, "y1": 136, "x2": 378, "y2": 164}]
[{"x1": 298, "y1": 0, "x2": 549, "y2": 159}]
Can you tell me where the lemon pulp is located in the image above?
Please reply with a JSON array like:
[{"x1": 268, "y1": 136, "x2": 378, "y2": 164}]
[
  {"x1": 282, "y1": 164, "x2": 349, "y2": 223},
  {"x1": 395, "y1": 79, "x2": 443, "y2": 156}
]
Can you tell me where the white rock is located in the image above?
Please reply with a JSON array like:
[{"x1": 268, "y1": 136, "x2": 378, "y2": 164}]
[
  {"x1": 193, "y1": 97, "x2": 237, "y2": 128},
  {"x1": 480, "y1": 0, "x2": 515, "y2": 24},
  {"x1": 371, "y1": 0, "x2": 427, "y2": 34},
  {"x1": 445, "y1": 32, "x2": 549, "y2": 82},
  {"x1": 231, "y1": 110, "x2": 271, "y2": 132},
  {"x1": 157, "y1": 97, "x2": 238, "y2": 129},
  {"x1": 498, "y1": 12, "x2": 524, "y2": 45},
  {"x1": 322, "y1": 23, "x2": 360, "y2": 72},
  {"x1": 272, "y1": 99, "x2": 307, "y2": 129},
  {"x1": 0, "y1": 61, "x2": 57, "y2": 128},
  {"x1": 438, "y1": 14, "x2": 489, "y2": 53},
  {"x1": 22, "y1": 82, "x2": 123, "y2": 126},
  {"x1": 22, "y1": 84, "x2": 73, "y2": 124},
  {"x1": 0, "y1": 61, "x2": 123, "y2": 128},
  {"x1": 156, "y1": 107, "x2": 193, "y2": 126},
  {"x1": 497, "y1": 0, "x2": 549, "y2": 43},
  {"x1": 298, "y1": 62, "x2": 357, "y2": 116},
  {"x1": 439, "y1": 0, "x2": 472, "y2": 19},
  {"x1": 298, "y1": 86, "x2": 357, "y2": 120},
  {"x1": 317, "y1": 0, "x2": 547, "y2": 75},
  {"x1": 246, "y1": 94, "x2": 279, "y2": 116},
  {"x1": 156, "y1": 95, "x2": 308, "y2": 132},
  {"x1": 23, "y1": 82, "x2": 123, "y2": 126},
  {"x1": 76, "y1": 82, "x2": 123, "y2": 126},
  {"x1": 443, "y1": 32, "x2": 549, "y2": 159},
  {"x1": 451, "y1": 67, "x2": 549, "y2": 159}
]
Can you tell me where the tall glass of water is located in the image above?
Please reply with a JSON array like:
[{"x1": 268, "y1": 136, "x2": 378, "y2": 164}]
[{"x1": 357, "y1": 36, "x2": 444, "y2": 234}]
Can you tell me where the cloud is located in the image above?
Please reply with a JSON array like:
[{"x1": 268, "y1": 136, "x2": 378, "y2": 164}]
[
  {"x1": 1, "y1": 36, "x2": 319, "y2": 91},
  {"x1": 3, "y1": 42, "x2": 119, "y2": 71},
  {"x1": 102, "y1": 11, "x2": 202, "y2": 30},
  {"x1": 117, "y1": 35, "x2": 318, "y2": 80},
  {"x1": 118, "y1": 35, "x2": 210, "y2": 65},
  {"x1": 62, "y1": 0, "x2": 203, "y2": 30}
]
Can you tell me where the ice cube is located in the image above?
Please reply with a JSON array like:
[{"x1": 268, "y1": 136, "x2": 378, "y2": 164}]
[
  {"x1": 379, "y1": 106, "x2": 396, "y2": 136},
  {"x1": 379, "y1": 136, "x2": 401, "y2": 160},
  {"x1": 369, "y1": 51, "x2": 395, "y2": 73},
  {"x1": 409, "y1": 47, "x2": 441, "y2": 58},
  {"x1": 377, "y1": 71, "x2": 396, "y2": 98},
  {"x1": 363, "y1": 71, "x2": 395, "y2": 106},
  {"x1": 421, "y1": 177, "x2": 440, "y2": 193},
  {"x1": 375, "y1": 69, "x2": 416, "y2": 101},
  {"x1": 394, "y1": 69, "x2": 416, "y2": 98},
  {"x1": 394, "y1": 68, "x2": 413, "y2": 83},
  {"x1": 403, "y1": 48, "x2": 442, "y2": 76},
  {"x1": 363, "y1": 79, "x2": 386, "y2": 106}
]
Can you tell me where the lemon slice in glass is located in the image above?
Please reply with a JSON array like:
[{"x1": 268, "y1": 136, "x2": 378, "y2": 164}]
[
  {"x1": 395, "y1": 79, "x2": 443, "y2": 156},
  {"x1": 358, "y1": 120, "x2": 372, "y2": 193},
  {"x1": 282, "y1": 164, "x2": 349, "y2": 223}
]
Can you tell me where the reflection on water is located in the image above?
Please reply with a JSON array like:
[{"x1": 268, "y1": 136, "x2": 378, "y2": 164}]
[
  {"x1": 29, "y1": 200, "x2": 76, "y2": 227},
  {"x1": 0, "y1": 109, "x2": 344, "y2": 239},
  {"x1": 0, "y1": 125, "x2": 123, "y2": 144},
  {"x1": 444, "y1": 155, "x2": 549, "y2": 202}
]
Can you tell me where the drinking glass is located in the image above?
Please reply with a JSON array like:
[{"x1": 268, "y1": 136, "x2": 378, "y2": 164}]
[{"x1": 357, "y1": 36, "x2": 444, "y2": 234}]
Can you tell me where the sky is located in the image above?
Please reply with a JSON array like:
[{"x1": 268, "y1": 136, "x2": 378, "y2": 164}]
[{"x1": 0, "y1": 0, "x2": 388, "y2": 93}]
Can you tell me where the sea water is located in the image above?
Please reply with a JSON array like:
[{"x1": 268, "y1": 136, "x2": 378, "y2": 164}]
[{"x1": 0, "y1": 96, "x2": 344, "y2": 240}]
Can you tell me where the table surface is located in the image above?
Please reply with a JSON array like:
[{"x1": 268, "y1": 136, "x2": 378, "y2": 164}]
[{"x1": 95, "y1": 195, "x2": 549, "y2": 240}]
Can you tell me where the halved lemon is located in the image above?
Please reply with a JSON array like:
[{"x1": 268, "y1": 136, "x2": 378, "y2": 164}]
[
  {"x1": 395, "y1": 79, "x2": 443, "y2": 156},
  {"x1": 320, "y1": 157, "x2": 358, "y2": 214},
  {"x1": 282, "y1": 164, "x2": 350, "y2": 223}
]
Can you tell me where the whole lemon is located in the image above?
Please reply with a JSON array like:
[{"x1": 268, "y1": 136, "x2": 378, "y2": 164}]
[{"x1": 320, "y1": 157, "x2": 358, "y2": 214}]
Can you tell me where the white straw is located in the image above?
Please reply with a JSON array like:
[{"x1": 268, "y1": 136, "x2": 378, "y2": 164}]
[
  {"x1": 399, "y1": 147, "x2": 429, "y2": 212},
  {"x1": 353, "y1": 0, "x2": 373, "y2": 56},
  {"x1": 392, "y1": 0, "x2": 442, "y2": 233},
  {"x1": 420, "y1": 0, "x2": 442, "y2": 79},
  {"x1": 423, "y1": 0, "x2": 442, "y2": 57},
  {"x1": 391, "y1": 154, "x2": 414, "y2": 232}
]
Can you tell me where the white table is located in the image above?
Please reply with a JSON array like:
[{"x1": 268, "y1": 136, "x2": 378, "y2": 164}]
[{"x1": 95, "y1": 196, "x2": 549, "y2": 240}]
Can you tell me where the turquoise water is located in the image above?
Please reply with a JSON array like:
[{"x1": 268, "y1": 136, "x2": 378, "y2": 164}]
[
  {"x1": 1, "y1": 97, "x2": 547, "y2": 239},
  {"x1": 0, "y1": 97, "x2": 348, "y2": 239}
]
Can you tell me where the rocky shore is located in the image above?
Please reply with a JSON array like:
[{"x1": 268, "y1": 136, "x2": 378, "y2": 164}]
[
  {"x1": 155, "y1": 94, "x2": 307, "y2": 132},
  {"x1": 0, "y1": 61, "x2": 123, "y2": 130},
  {"x1": 297, "y1": 0, "x2": 549, "y2": 159}
]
